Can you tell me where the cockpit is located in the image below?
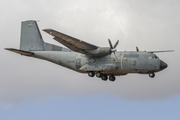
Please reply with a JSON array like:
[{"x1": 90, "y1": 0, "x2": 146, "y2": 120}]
[{"x1": 148, "y1": 54, "x2": 159, "y2": 59}]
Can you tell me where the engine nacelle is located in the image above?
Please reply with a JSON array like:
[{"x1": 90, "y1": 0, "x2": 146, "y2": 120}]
[{"x1": 85, "y1": 47, "x2": 111, "y2": 56}]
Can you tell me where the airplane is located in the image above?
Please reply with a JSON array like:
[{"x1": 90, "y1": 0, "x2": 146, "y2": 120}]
[{"x1": 5, "y1": 20, "x2": 174, "y2": 81}]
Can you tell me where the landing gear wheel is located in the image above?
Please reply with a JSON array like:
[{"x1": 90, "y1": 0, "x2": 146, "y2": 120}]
[
  {"x1": 96, "y1": 72, "x2": 102, "y2": 78},
  {"x1": 88, "y1": 72, "x2": 95, "y2": 77},
  {"x1": 109, "y1": 75, "x2": 116, "y2": 81},
  {"x1": 149, "y1": 72, "x2": 155, "y2": 78},
  {"x1": 101, "y1": 75, "x2": 108, "y2": 81}
]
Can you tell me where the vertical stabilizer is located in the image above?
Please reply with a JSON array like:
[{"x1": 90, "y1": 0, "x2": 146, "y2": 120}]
[{"x1": 20, "y1": 20, "x2": 44, "y2": 51}]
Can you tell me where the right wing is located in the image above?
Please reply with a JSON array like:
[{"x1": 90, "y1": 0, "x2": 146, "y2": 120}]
[{"x1": 148, "y1": 50, "x2": 174, "y2": 53}]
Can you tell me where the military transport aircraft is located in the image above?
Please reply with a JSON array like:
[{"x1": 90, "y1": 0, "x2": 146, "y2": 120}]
[{"x1": 5, "y1": 20, "x2": 174, "y2": 81}]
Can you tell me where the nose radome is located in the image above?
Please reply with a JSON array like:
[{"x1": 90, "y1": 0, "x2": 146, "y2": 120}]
[{"x1": 160, "y1": 60, "x2": 168, "y2": 70}]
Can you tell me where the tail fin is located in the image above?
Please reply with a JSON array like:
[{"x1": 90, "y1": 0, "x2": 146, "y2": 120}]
[
  {"x1": 20, "y1": 20, "x2": 44, "y2": 51},
  {"x1": 6, "y1": 20, "x2": 70, "y2": 54}
]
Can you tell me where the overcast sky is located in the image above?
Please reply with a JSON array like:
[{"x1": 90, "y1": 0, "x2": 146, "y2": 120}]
[{"x1": 1, "y1": 0, "x2": 180, "y2": 119}]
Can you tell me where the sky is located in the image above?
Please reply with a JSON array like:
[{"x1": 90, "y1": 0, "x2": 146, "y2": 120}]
[{"x1": 1, "y1": 0, "x2": 180, "y2": 119}]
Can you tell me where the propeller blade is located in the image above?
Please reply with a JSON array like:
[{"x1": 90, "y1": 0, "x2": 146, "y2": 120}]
[
  {"x1": 108, "y1": 39, "x2": 113, "y2": 49},
  {"x1": 114, "y1": 40, "x2": 119, "y2": 49},
  {"x1": 113, "y1": 52, "x2": 118, "y2": 61},
  {"x1": 108, "y1": 39, "x2": 119, "y2": 61},
  {"x1": 111, "y1": 49, "x2": 117, "y2": 52},
  {"x1": 136, "y1": 47, "x2": 139, "y2": 52}
]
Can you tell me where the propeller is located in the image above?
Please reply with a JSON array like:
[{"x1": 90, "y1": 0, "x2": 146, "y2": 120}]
[{"x1": 108, "y1": 39, "x2": 119, "y2": 61}]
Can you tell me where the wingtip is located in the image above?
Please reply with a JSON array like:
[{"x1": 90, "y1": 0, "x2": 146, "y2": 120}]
[
  {"x1": 148, "y1": 50, "x2": 175, "y2": 53},
  {"x1": 42, "y1": 29, "x2": 50, "y2": 31},
  {"x1": 4, "y1": 48, "x2": 11, "y2": 50}
]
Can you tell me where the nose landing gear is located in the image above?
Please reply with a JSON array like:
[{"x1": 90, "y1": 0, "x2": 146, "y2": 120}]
[{"x1": 149, "y1": 72, "x2": 155, "y2": 78}]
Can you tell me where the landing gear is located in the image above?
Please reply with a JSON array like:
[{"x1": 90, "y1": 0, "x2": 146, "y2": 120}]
[
  {"x1": 88, "y1": 71, "x2": 95, "y2": 77},
  {"x1": 101, "y1": 75, "x2": 108, "y2": 81},
  {"x1": 96, "y1": 72, "x2": 102, "y2": 78},
  {"x1": 88, "y1": 72, "x2": 116, "y2": 81},
  {"x1": 149, "y1": 72, "x2": 155, "y2": 78},
  {"x1": 109, "y1": 75, "x2": 116, "y2": 81}
]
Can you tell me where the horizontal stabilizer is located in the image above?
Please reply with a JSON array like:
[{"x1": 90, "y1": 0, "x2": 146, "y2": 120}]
[{"x1": 5, "y1": 48, "x2": 34, "y2": 56}]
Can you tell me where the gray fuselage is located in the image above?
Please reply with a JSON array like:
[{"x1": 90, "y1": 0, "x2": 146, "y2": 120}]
[{"x1": 34, "y1": 50, "x2": 163, "y2": 76}]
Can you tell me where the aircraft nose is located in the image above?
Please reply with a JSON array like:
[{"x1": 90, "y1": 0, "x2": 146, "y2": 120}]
[{"x1": 160, "y1": 60, "x2": 168, "y2": 70}]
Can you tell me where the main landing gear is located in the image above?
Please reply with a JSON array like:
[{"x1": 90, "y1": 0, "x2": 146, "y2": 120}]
[
  {"x1": 88, "y1": 71, "x2": 95, "y2": 77},
  {"x1": 101, "y1": 75, "x2": 108, "y2": 81},
  {"x1": 149, "y1": 72, "x2": 155, "y2": 78},
  {"x1": 88, "y1": 71, "x2": 116, "y2": 81},
  {"x1": 109, "y1": 75, "x2": 116, "y2": 81},
  {"x1": 96, "y1": 72, "x2": 102, "y2": 78}
]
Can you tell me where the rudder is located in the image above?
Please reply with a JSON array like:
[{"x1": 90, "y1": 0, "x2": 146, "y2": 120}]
[{"x1": 20, "y1": 20, "x2": 44, "y2": 51}]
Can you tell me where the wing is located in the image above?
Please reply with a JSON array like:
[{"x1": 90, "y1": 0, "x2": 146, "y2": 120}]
[
  {"x1": 148, "y1": 50, "x2": 174, "y2": 53},
  {"x1": 43, "y1": 29, "x2": 99, "y2": 54}
]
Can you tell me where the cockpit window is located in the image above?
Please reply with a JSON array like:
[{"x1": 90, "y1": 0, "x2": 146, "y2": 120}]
[
  {"x1": 154, "y1": 55, "x2": 159, "y2": 59},
  {"x1": 148, "y1": 55, "x2": 154, "y2": 59},
  {"x1": 148, "y1": 55, "x2": 159, "y2": 59}
]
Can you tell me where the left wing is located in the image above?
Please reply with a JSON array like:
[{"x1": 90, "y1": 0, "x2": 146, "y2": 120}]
[{"x1": 43, "y1": 29, "x2": 99, "y2": 54}]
